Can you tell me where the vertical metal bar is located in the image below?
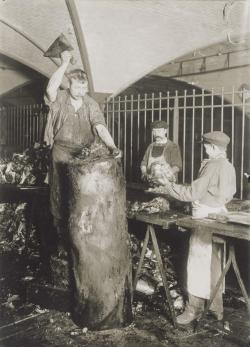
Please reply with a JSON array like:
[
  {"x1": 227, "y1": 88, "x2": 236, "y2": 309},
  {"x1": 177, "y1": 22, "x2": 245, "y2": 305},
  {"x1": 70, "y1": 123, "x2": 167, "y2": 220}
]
[
  {"x1": 173, "y1": 91, "x2": 179, "y2": 144},
  {"x1": 106, "y1": 99, "x2": 110, "y2": 132},
  {"x1": 25, "y1": 105, "x2": 30, "y2": 147},
  {"x1": 16, "y1": 106, "x2": 19, "y2": 147},
  {"x1": 1, "y1": 108, "x2": 4, "y2": 144},
  {"x1": 11, "y1": 107, "x2": 14, "y2": 145},
  {"x1": 14, "y1": 106, "x2": 17, "y2": 147},
  {"x1": 25, "y1": 105, "x2": 29, "y2": 148},
  {"x1": 17, "y1": 106, "x2": 20, "y2": 147},
  {"x1": 221, "y1": 87, "x2": 224, "y2": 131},
  {"x1": 9, "y1": 107, "x2": 12, "y2": 145},
  {"x1": 201, "y1": 89, "x2": 205, "y2": 161},
  {"x1": 191, "y1": 89, "x2": 195, "y2": 182},
  {"x1": 118, "y1": 96, "x2": 121, "y2": 149},
  {"x1": 124, "y1": 95, "x2": 127, "y2": 177},
  {"x1": 21, "y1": 105, "x2": 24, "y2": 149},
  {"x1": 41, "y1": 104, "x2": 44, "y2": 142},
  {"x1": 159, "y1": 92, "x2": 162, "y2": 120},
  {"x1": 31, "y1": 105, "x2": 34, "y2": 145},
  {"x1": 240, "y1": 90, "x2": 245, "y2": 200},
  {"x1": 130, "y1": 95, "x2": 134, "y2": 180},
  {"x1": 35, "y1": 105, "x2": 38, "y2": 142},
  {"x1": 36, "y1": 105, "x2": 41, "y2": 142},
  {"x1": 4, "y1": 107, "x2": 7, "y2": 145},
  {"x1": 211, "y1": 88, "x2": 214, "y2": 131},
  {"x1": 137, "y1": 94, "x2": 140, "y2": 154},
  {"x1": 26, "y1": 104, "x2": 29, "y2": 148},
  {"x1": 13, "y1": 107, "x2": 16, "y2": 146},
  {"x1": 5, "y1": 108, "x2": 8, "y2": 145},
  {"x1": 112, "y1": 97, "x2": 115, "y2": 139},
  {"x1": 144, "y1": 93, "x2": 147, "y2": 145},
  {"x1": 231, "y1": 87, "x2": 235, "y2": 165},
  {"x1": 151, "y1": 93, "x2": 155, "y2": 123},
  {"x1": 182, "y1": 90, "x2": 187, "y2": 183},
  {"x1": 167, "y1": 91, "x2": 170, "y2": 125},
  {"x1": 151, "y1": 93, "x2": 154, "y2": 142},
  {"x1": 6, "y1": 107, "x2": 9, "y2": 145},
  {"x1": 22, "y1": 105, "x2": 25, "y2": 148}
]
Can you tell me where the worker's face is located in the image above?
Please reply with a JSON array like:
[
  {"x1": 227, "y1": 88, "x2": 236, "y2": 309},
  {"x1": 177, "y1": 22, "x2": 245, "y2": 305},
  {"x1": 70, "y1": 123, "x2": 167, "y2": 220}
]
[
  {"x1": 69, "y1": 79, "x2": 88, "y2": 99},
  {"x1": 204, "y1": 143, "x2": 222, "y2": 158},
  {"x1": 152, "y1": 128, "x2": 167, "y2": 142}
]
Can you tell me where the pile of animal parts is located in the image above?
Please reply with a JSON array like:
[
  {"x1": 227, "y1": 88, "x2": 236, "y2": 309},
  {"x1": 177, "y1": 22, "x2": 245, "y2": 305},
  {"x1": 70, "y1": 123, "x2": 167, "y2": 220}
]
[
  {"x1": 0, "y1": 143, "x2": 49, "y2": 185},
  {"x1": 74, "y1": 139, "x2": 110, "y2": 162},
  {"x1": 130, "y1": 234, "x2": 184, "y2": 314},
  {"x1": 147, "y1": 161, "x2": 176, "y2": 186},
  {"x1": 0, "y1": 203, "x2": 27, "y2": 254},
  {"x1": 127, "y1": 197, "x2": 170, "y2": 215},
  {"x1": 0, "y1": 202, "x2": 41, "y2": 256}
]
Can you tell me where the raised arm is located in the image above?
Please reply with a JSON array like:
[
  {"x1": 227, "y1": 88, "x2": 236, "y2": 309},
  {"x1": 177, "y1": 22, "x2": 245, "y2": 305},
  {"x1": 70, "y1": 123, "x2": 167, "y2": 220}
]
[{"x1": 46, "y1": 51, "x2": 72, "y2": 102}]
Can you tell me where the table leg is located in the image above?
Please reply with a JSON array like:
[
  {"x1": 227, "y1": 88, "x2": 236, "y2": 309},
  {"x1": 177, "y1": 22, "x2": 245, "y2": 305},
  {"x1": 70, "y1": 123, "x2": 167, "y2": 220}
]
[
  {"x1": 133, "y1": 227, "x2": 150, "y2": 291},
  {"x1": 196, "y1": 244, "x2": 233, "y2": 325},
  {"x1": 198, "y1": 243, "x2": 250, "y2": 325},
  {"x1": 149, "y1": 225, "x2": 177, "y2": 327},
  {"x1": 231, "y1": 245, "x2": 250, "y2": 313}
]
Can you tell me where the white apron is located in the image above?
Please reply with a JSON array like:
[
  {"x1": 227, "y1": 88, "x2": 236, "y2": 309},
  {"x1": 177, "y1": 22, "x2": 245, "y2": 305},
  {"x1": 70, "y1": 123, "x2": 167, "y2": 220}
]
[
  {"x1": 147, "y1": 144, "x2": 167, "y2": 173},
  {"x1": 187, "y1": 201, "x2": 227, "y2": 299},
  {"x1": 147, "y1": 143, "x2": 177, "y2": 182}
]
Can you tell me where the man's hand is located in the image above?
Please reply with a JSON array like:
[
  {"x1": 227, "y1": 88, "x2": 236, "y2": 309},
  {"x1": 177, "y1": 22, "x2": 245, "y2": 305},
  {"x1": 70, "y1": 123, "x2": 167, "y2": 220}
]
[
  {"x1": 111, "y1": 148, "x2": 122, "y2": 159},
  {"x1": 141, "y1": 166, "x2": 147, "y2": 181},
  {"x1": 60, "y1": 50, "x2": 72, "y2": 65},
  {"x1": 166, "y1": 172, "x2": 176, "y2": 183}
]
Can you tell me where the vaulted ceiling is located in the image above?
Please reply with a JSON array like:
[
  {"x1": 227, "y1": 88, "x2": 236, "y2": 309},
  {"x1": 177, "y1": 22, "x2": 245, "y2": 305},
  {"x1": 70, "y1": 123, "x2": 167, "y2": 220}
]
[{"x1": 0, "y1": 0, "x2": 250, "y2": 97}]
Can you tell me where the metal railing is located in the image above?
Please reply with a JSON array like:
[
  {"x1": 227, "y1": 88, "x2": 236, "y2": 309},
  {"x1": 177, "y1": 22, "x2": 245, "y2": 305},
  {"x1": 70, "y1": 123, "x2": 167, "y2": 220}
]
[
  {"x1": 0, "y1": 104, "x2": 47, "y2": 150},
  {"x1": 0, "y1": 88, "x2": 249, "y2": 198},
  {"x1": 105, "y1": 88, "x2": 250, "y2": 199}
]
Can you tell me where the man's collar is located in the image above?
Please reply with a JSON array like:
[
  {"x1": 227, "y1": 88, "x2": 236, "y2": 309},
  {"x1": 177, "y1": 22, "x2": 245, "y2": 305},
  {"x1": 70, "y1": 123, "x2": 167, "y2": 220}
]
[
  {"x1": 66, "y1": 89, "x2": 87, "y2": 106},
  {"x1": 154, "y1": 138, "x2": 168, "y2": 145}
]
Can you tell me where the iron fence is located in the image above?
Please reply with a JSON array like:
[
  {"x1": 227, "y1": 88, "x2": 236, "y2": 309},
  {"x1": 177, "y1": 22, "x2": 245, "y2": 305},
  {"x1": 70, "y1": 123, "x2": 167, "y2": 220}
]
[
  {"x1": 0, "y1": 88, "x2": 249, "y2": 198},
  {"x1": 0, "y1": 104, "x2": 47, "y2": 150},
  {"x1": 105, "y1": 88, "x2": 250, "y2": 199}
]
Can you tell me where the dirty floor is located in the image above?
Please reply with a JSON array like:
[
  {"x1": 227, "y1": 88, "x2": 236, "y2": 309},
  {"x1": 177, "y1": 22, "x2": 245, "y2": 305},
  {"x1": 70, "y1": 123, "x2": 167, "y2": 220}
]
[{"x1": 0, "y1": 301, "x2": 249, "y2": 347}]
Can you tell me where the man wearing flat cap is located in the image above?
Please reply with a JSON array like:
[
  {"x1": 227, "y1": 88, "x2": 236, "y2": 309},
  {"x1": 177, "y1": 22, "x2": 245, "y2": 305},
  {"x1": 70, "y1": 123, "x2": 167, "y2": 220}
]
[
  {"x1": 155, "y1": 131, "x2": 236, "y2": 324},
  {"x1": 140, "y1": 120, "x2": 182, "y2": 184}
]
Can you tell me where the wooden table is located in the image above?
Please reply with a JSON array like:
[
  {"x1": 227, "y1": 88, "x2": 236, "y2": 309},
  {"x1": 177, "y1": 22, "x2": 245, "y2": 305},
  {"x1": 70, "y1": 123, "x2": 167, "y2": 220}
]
[
  {"x1": 128, "y1": 210, "x2": 186, "y2": 327},
  {"x1": 177, "y1": 217, "x2": 250, "y2": 322}
]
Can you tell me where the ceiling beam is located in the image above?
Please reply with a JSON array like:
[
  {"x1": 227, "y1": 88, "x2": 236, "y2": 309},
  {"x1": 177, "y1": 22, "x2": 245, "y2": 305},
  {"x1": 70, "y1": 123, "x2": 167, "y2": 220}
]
[
  {"x1": 154, "y1": 64, "x2": 250, "y2": 79},
  {"x1": 65, "y1": 0, "x2": 94, "y2": 97}
]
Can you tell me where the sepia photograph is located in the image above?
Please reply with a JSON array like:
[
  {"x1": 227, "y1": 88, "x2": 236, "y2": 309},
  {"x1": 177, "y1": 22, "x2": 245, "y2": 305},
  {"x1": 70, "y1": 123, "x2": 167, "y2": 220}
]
[{"x1": 0, "y1": 1, "x2": 249, "y2": 346}]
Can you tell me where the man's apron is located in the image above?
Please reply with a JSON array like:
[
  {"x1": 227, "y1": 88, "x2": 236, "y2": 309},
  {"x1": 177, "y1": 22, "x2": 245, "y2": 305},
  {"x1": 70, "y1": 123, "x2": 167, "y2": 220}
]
[
  {"x1": 147, "y1": 144, "x2": 166, "y2": 172},
  {"x1": 187, "y1": 201, "x2": 227, "y2": 299}
]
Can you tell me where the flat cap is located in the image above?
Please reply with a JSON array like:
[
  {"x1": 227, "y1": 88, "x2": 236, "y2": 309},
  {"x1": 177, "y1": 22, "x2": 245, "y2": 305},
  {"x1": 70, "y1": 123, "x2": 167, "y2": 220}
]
[
  {"x1": 202, "y1": 131, "x2": 230, "y2": 148},
  {"x1": 151, "y1": 120, "x2": 168, "y2": 129}
]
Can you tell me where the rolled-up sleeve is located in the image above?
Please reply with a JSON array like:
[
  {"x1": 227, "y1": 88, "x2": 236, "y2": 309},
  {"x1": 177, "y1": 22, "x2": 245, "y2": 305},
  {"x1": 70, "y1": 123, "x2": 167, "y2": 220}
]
[
  {"x1": 43, "y1": 90, "x2": 65, "y2": 146},
  {"x1": 141, "y1": 145, "x2": 151, "y2": 169},
  {"x1": 89, "y1": 99, "x2": 106, "y2": 128},
  {"x1": 164, "y1": 163, "x2": 213, "y2": 202}
]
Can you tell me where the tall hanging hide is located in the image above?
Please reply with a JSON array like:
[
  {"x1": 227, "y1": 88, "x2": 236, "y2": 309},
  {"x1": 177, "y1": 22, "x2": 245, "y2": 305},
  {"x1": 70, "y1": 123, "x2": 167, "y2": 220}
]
[{"x1": 67, "y1": 157, "x2": 132, "y2": 330}]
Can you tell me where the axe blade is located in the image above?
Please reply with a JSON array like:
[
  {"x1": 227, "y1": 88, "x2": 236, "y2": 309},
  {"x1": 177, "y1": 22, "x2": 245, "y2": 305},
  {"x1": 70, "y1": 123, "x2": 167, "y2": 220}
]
[{"x1": 44, "y1": 33, "x2": 74, "y2": 58}]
